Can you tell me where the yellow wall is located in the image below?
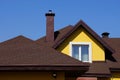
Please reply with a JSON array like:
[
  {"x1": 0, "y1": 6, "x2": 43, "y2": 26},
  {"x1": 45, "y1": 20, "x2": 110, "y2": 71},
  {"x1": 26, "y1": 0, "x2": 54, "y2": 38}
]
[
  {"x1": 0, "y1": 71, "x2": 64, "y2": 80},
  {"x1": 57, "y1": 27, "x2": 105, "y2": 61},
  {"x1": 110, "y1": 72, "x2": 120, "y2": 80},
  {"x1": 98, "y1": 72, "x2": 120, "y2": 80}
]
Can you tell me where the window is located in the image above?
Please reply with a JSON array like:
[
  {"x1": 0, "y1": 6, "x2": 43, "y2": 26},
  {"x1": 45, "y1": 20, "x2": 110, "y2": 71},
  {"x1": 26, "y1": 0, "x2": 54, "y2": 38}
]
[{"x1": 70, "y1": 42, "x2": 92, "y2": 63}]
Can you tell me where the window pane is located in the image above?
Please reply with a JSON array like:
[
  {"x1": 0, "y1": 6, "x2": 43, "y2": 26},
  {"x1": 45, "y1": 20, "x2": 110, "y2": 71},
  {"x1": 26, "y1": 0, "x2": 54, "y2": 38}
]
[
  {"x1": 81, "y1": 45, "x2": 89, "y2": 62},
  {"x1": 72, "y1": 45, "x2": 79, "y2": 60}
]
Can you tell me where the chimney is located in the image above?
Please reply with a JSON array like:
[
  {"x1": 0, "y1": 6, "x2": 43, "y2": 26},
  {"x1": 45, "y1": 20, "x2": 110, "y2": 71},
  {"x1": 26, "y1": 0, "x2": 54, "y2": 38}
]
[
  {"x1": 45, "y1": 10, "x2": 55, "y2": 42},
  {"x1": 101, "y1": 32, "x2": 110, "y2": 38}
]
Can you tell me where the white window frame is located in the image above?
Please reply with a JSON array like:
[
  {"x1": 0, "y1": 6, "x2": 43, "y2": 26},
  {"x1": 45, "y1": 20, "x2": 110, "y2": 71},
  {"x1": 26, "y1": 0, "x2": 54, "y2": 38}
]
[{"x1": 70, "y1": 42, "x2": 92, "y2": 63}]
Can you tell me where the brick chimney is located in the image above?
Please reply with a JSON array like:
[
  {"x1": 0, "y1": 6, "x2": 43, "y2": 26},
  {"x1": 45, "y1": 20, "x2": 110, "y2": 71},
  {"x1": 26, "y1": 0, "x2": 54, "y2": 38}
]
[
  {"x1": 101, "y1": 32, "x2": 110, "y2": 38},
  {"x1": 45, "y1": 10, "x2": 55, "y2": 42}
]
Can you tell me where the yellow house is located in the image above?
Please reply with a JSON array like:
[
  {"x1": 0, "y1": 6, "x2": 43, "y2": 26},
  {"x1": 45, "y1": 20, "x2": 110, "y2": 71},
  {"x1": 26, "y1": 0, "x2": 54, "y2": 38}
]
[{"x1": 0, "y1": 10, "x2": 120, "y2": 80}]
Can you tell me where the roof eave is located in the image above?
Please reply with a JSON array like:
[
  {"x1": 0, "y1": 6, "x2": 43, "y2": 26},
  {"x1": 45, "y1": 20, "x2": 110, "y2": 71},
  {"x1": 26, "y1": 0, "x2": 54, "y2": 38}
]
[
  {"x1": 110, "y1": 68, "x2": 120, "y2": 72},
  {"x1": 0, "y1": 65, "x2": 89, "y2": 71},
  {"x1": 81, "y1": 73, "x2": 111, "y2": 78}
]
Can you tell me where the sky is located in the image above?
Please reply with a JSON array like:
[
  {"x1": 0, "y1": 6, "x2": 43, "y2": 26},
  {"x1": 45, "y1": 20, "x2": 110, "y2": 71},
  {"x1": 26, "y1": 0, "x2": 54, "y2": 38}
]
[{"x1": 0, "y1": 0, "x2": 120, "y2": 42}]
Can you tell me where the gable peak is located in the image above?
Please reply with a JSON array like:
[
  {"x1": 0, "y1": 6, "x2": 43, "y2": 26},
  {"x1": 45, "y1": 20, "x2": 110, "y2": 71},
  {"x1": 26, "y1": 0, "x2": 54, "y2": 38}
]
[{"x1": 53, "y1": 20, "x2": 114, "y2": 53}]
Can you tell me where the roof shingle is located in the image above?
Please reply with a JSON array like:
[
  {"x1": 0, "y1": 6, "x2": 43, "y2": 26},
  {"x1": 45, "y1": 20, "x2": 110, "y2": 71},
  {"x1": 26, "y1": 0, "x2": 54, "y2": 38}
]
[{"x1": 0, "y1": 35, "x2": 89, "y2": 71}]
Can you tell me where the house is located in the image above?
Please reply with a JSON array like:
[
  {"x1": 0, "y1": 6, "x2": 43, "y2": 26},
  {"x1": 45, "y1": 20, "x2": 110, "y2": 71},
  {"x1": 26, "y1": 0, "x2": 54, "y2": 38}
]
[{"x1": 0, "y1": 10, "x2": 120, "y2": 80}]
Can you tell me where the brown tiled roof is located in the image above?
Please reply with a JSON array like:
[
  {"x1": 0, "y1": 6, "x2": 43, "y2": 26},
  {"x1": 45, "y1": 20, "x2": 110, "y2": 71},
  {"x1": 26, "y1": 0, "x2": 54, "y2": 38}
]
[
  {"x1": 36, "y1": 25, "x2": 73, "y2": 46},
  {"x1": 83, "y1": 62, "x2": 111, "y2": 77},
  {"x1": 103, "y1": 38, "x2": 120, "y2": 70},
  {"x1": 0, "y1": 35, "x2": 89, "y2": 71},
  {"x1": 103, "y1": 38, "x2": 120, "y2": 52},
  {"x1": 0, "y1": 35, "x2": 35, "y2": 48},
  {"x1": 54, "y1": 25, "x2": 73, "y2": 43}
]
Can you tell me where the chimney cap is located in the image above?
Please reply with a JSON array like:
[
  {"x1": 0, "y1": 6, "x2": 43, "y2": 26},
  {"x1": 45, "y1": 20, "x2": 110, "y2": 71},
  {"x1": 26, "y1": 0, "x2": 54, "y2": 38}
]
[
  {"x1": 45, "y1": 10, "x2": 55, "y2": 16},
  {"x1": 101, "y1": 32, "x2": 110, "y2": 38}
]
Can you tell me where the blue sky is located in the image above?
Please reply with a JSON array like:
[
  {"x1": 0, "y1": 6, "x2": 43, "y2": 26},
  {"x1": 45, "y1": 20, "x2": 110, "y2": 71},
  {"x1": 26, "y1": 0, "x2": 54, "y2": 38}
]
[{"x1": 0, "y1": 0, "x2": 120, "y2": 42}]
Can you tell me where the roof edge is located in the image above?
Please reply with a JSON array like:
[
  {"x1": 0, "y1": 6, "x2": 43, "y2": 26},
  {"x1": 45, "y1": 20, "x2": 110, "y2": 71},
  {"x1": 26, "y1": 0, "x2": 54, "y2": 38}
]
[
  {"x1": 110, "y1": 68, "x2": 120, "y2": 72},
  {"x1": 0, "y1": 66, "x2": 89, "y2": 71},
  {"x1": 81, "y1": 73, "x2": 111, "y2": 78}
]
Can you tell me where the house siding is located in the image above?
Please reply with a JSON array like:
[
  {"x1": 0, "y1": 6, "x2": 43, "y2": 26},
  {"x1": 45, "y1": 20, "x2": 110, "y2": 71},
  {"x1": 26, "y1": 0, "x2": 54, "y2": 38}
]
[
  {"x1": 57, "y1": 27, "x2": 105, "y2": 61},
  {"x1": 0, "y1": 72, "x2": 65, "y2": 80}
]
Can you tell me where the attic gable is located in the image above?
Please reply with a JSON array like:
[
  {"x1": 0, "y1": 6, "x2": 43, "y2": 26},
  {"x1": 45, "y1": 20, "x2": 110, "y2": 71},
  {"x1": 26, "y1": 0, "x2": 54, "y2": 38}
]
[{"x1": 53, "y1": 20, "x2": 114, "y2": 54}]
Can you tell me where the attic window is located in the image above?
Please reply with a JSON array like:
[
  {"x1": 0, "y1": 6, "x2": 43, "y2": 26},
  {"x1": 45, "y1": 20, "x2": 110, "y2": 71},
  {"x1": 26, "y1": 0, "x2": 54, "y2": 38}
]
[{"x1": 70, "y1": 42, "x2": 92, "y2": 63}]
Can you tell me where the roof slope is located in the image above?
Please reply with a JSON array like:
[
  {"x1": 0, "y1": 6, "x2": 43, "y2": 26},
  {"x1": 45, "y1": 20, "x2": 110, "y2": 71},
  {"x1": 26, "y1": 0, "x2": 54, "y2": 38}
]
[
  {"x1": 103, "y1": 38, "x2": 120, "y2": 70},
  {"x1": 0, "y1": 35, "x2": 35, "y2": 49},
  {"x1": 83, "y1": 62, "x2": 110, "y2": 77},
  {"x1": 0, "y1": 35, "x2": 89, "y2": 70},
  {"x1": 36, "y1": 25, "x2": 73, "y2": 46}
]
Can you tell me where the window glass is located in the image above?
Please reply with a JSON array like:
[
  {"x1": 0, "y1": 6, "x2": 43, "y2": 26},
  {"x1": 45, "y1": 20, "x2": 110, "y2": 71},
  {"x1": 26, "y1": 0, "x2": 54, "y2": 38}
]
[
  {"x1": 81, "y1": 45, "x2": 89, "y2": 62},
  {"x1": 72, "y1": 44, "x2": 89, "y2": 62},
  {"x1": 72, "y1": 45, "x2": 79, "y2": 60}
]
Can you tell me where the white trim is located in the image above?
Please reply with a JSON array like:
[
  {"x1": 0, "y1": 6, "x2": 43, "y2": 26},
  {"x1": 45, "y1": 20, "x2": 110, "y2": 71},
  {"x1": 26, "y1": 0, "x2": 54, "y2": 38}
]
[
  {"x1": 70, "y1": 42, "x2": 92, "y2": 63},
  {"x1": 79, "y1": 46, "x2": 81, "y2": 61}
]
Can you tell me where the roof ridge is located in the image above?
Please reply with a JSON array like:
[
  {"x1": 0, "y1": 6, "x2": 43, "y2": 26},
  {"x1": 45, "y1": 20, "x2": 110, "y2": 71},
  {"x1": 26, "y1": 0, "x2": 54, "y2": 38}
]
[
  {"x1": 0, "y1": 35, "x2": 34, "y2": 47},
  {"x1": 55, "y1": 25, "x2": 73, "y2": 32}
]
